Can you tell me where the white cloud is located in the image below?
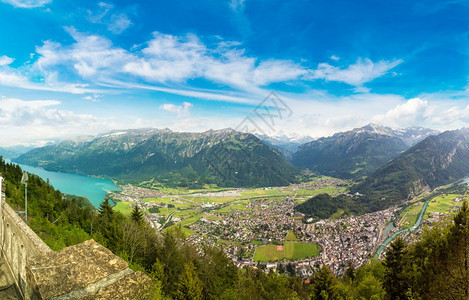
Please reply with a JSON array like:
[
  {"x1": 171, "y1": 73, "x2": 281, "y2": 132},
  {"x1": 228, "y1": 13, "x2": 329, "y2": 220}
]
[
  {"x1": 0, "y1": 55, "x2": 14, "y2": 66},
  {"x1": 33, "y1": 29, "x2": 306, "y2": 94},
  {"x1": 1, "y1": 0, "x2": 51, "y2": 8},
  {"x1": 0, "y1": 68, "x2": 100, "y2": 94},
  {"x1": 86, "y1": 2, "x2": 132, "y2": 34},
  {"x1": 160, "y1": 102, "x2": 193, "y2": 118},
  {"x1": 432, "y1": 105, "x2": 469, "y2": 125},
  {"x1": 82, "y1": 95, "x2": 101, "y2": 102},
  {"x1": 369, "y1": 97, "x2": 469, "y2": 129},
  {"x1": 371, "y1": 98, "x2": 431, "y2": 127},
  {"x1": 4, "y1": 28, "x2": 403, "y2": 107},
  {"x1": 125, "y1": 31, "x2": 306, "y2": 92},
  {"x1": 310, "y1": 58, "x2": 403, "y2": 86},
  {"x1": 35, "y1": 27, "x2": 131, "y2": 80},
  {"x1": 0, "y1": 98, "x2": 107, "y2": 146},
  {"x1": 108, "y1": 13, "x2": 132, "y2": 34}
]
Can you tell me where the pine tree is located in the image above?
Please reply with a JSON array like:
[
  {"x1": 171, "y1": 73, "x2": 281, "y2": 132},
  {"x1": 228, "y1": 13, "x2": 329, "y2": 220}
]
[
  {"x1": 311, "y1": 265, "x2": 340, "y2": 300},
  {"x1": 383, "y1": 237, "x2": 408, "y2": 299},
  {"x1": 176, "y1": 262, "x2": 203, "y2": 300},
  {"x1": 131, "y1": 205, "x2": 143, "y2": 223},
  {"x1": 98, "y1": 196, "x2": 114, "y2": 223}
]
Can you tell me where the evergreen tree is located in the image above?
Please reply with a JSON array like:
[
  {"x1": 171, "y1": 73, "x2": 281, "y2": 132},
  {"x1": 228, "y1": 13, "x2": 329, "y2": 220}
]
[
  {"x1": 98, "y1": 197, "x2": 114, "y2": 222},
  {"x1": 131, "y1": 205, "x2": 144, "y2": 223},
  {"x1": 175, "y1": 262, "x2": 203, "y2": 300},
  {"x1": 426, "y1": 201, "x2": 469, "y2": 299},
  {"x1": 383, "y1": 237, "x2": 408, "y2": 299},
  {"x1": 311, "y1": 265, "x2": 340, "y2": 300}
]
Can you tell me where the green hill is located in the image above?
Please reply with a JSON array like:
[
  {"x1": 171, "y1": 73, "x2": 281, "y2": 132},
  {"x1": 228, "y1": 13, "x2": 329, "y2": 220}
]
[
  {"x1": 352, "y1": 128, "x2": 469, "y2": 210},
  {"x1": 296, "y1": 129, "x2": 469, "y2": 218},
  {"x1": 15, "y1": 128, "x2": 299, "y2": 188}
]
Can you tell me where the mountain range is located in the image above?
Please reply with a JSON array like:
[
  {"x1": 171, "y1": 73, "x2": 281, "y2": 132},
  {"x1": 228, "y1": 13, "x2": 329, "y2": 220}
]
[
  {"x1": 297, "y1": 128, "x2": 469, "y2": 217},
  {"x1": 255, "y1": 133, "x2": 314, "y2": 157},
  {"x1": 0, "y1": 145, "x2": 35, "y2": 160},
  {"x1": 352, "y1": 128, "x2": 469, "y2": 210},
  {"x1": 16, "y1": 124, "x2": 469, "y2": 216},
  {"x1": 290, "y1": 124, "x2": 439, "y2": 179},
  {"x1": 15, "y1": 128, "x2": 299, "y2": 188}
]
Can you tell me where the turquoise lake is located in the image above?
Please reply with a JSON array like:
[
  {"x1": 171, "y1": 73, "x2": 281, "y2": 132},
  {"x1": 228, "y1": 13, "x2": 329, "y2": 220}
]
[{"x1": 16, "y1": 163, "x2": 121, "y2": 208}]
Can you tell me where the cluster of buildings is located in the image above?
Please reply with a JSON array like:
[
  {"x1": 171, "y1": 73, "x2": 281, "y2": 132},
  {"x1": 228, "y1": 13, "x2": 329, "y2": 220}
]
[
  {"x1": 188, "y1": 198, "x2": 299, "y2": 244},
  {"x1": 108, "y1": 184, "x2": 164, "y2": 202},
  {"x1": 182, "y1": 194, "x2": 398, "y2": 276}
]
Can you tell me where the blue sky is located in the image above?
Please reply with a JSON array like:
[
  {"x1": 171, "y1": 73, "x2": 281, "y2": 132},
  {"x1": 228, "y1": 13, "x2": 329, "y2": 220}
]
[{"x1": 0, "y1": 0, "x2": 468, "y2": 146}]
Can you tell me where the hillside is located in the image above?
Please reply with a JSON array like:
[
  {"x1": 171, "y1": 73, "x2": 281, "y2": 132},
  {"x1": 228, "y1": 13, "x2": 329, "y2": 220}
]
[
  {"x1": 15, "y1": 128, "x2": 299, "y2": 188},
  {"x1": 295, "y1": 128, "x2": 469, "y2": 217},
  {"x1": 352, "y1": 128, "x2": 469, "y2": 210},
  {"x1": 0, "y1": 145, "x2": 35, "y2": 159},
  {"x1": 291, "y1": 124, "x2": 438, "y2": 179}
]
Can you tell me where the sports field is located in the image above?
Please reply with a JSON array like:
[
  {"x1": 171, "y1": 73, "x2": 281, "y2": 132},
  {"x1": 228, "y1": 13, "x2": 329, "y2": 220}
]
[
  {"x1": 285, "y1": 242, "x2": 319, "y2": 260},
  {"x1": 254, "y1": 242, "x2": 319, "y2": 262},
  {"x1": 253, "y1": 245, "x2": 285, "y2": 262}
]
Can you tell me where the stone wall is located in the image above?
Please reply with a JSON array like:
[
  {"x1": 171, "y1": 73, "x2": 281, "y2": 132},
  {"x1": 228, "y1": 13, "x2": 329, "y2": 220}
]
[
  {"x1": 0, "y1": 200, "x2": 52, "y2": 299},
  {"x1": 0, "y1": 200, "x2": 152, "y2": 299}
]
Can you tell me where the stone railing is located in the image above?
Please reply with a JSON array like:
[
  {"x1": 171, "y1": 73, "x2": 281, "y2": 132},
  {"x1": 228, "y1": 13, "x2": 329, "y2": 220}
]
[
  {"x1": 0, "y1": 177, "x2": 152, "y2": 299},
  {"x1": 0, "y1": 198, "x2": 52, "y2": 299}
]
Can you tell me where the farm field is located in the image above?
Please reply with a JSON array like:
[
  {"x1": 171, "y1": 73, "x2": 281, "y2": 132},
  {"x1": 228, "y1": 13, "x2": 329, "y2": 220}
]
[
  {"x1": 398, "y1": 193, "x2": 465, "y2": 229},
  {"x1": 113, "y1": 201, "x2": 132, "y2": 215},
  {"x1": 423, "y1": 193, "x2": 463, "y2": 219}
]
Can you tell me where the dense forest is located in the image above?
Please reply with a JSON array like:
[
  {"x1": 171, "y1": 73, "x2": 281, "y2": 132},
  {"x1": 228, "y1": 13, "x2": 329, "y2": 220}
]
[{"x1": 1, "y1": 157, "x2": 468, "y2": 299}]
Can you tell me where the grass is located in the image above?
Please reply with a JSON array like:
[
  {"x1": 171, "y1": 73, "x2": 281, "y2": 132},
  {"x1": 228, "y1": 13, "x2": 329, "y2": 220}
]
[
  {"x1": 423, "y1": 193, "x2": 461, "y2": 219},
  {"x1": 285, "y1": 230, "x2": 300, "y2": 241},
  {"x1": 178, "y1": 214, "x2": 204, "y2": 227},
  {"x1": 217, "y1": 238, "x2": 243, "y2": 247},
  {"x1": 285, "y1": 242, "x2": 319, "y2": 260},
  {"x1": 330, "y1": 209, "x2": 345, "y2": 219},
  {"x1": 250, "y1": 240, "x2": 263, "y2": 245},
  {"x1": 157, "y1": 207, "x2": 178, "y2": 216},
  {"x1": 253, "y1": 242, "x2": 319, "y2": 262},
  {"x1": 113, "y1": 201, "x2": 133, "y2": 215},
  {"x1": 164, "y1": 225, "x2": 196, "y2": 237},
  {"x1": 253, "y1": 245, "x2": 285, "y2": 262}
]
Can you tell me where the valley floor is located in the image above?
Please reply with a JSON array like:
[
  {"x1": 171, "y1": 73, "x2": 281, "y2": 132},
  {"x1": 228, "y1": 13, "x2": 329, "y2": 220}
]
[{"x1": 108, "y1": 177, "x2": 468, "y2": 276}]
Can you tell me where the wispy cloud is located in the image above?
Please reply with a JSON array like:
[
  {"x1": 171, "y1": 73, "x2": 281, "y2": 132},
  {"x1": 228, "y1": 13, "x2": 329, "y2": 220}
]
[
  {"x1": 3, "y1": 28, "x2": 404, "y2": 105},
  {"x1": 0, "y1": 55, "x2": 14, "y2": 66},
  {"x1": 1, "y1": 0, "x2": 51, "y2": 8},
  {"x1": 0, "y1": 68, "x2": 101, "y2": 94},
  {"x1": 229, "y1": 0, "x2": 246, "y2": 12},
  {"x1": 34, "y1": 29, "x2": 308, "y2": 94},
  {"x1": 309, "y1": 58, "x2": 403, "y2": 86},
  {"x1": 86, "y1": 2, "x2": 132, "y2": 34}
]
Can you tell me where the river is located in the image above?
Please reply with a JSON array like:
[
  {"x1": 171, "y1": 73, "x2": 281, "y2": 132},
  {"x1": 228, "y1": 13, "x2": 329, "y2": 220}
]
[
  {"x1": 15, "y1": 163, "x2": 121, "y2": 208},
  {"x1": 375, "y1": 176, "x2": 469, "y2": 257}
]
